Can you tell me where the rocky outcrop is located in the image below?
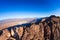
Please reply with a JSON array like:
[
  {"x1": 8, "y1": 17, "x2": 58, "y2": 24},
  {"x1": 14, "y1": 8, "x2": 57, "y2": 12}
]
[{"x1": 0, "y1": 15, "x2": 60, "y2": 40}]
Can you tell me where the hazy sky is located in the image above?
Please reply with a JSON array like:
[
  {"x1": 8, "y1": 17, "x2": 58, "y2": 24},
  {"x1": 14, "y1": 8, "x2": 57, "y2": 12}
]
[{"x1": 0, "y1": 0, "x2": 60, "y2": 20}]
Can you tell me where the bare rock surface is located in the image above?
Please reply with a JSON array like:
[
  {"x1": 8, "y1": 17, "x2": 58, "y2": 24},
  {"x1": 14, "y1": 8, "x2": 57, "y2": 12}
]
[{"x1": 0, "y1": 15, "x2": 60, "y2": 40}]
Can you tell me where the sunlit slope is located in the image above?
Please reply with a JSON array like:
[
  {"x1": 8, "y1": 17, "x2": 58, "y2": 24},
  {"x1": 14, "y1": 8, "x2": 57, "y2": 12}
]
[{"x1": 0, "y1": 18, "x2": 36, "y2": 30}]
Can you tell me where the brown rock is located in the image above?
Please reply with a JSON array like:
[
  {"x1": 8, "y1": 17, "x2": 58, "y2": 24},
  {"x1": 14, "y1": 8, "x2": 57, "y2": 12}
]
[
  {"x1": 0, "y1": 15, "x2": 60, "y2": 40},
  {"x1": 17, "y1": 27, "x2": 23, "y2": 39}
]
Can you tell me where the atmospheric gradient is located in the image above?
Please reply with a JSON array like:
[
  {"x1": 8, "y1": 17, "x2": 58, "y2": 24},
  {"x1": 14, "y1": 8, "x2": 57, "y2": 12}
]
[{"x1": 0, "y1": 0, "x2": 60, "y2": 20}]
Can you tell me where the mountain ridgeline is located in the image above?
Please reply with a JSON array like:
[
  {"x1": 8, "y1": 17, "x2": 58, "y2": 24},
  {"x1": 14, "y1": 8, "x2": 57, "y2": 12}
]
[{"x1": 0, "y1": 15, "x2": 60, "y2": 40}]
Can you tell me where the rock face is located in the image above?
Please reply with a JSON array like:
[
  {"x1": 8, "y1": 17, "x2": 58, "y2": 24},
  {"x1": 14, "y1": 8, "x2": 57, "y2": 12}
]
[{"x1": 0, "y1": 15, "x2": 60, "y2": 40}]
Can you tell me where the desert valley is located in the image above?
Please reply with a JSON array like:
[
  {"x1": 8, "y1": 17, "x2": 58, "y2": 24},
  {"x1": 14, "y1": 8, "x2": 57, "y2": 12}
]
[{"x1": 0, "y1": 15, "x2": 60, "y2": 40}]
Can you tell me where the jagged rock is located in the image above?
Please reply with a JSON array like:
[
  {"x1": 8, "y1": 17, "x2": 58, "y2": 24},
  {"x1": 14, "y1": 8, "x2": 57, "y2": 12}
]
[
  {"x1": 16, "y1": 27, "x2": 23, "y2": 39},
  {"x1": 7, "y1": 37, "x2": 16, "y2": 40},
  {"x1": 39, "y1": 23, "x2": 44, "y2": 40},
  {"x1": 41, "y1": 18, "x2": 46, "y2": 22},
  {"x1": 11, "y1": 28, "x2": 19, "y2": 40},
  {"x1": 26, "y1": 24, "x2": 40, "y2": 40},
  {"x1": 3, "y1": 29, "x2": 11, "y2": 38},
  {"x1": 11, "y1": 29, "x2": 15, "y2": 37},
  {"x1": 22, "y1": 29, "x2": 29, "y2": 40},
  {"x1": 0, "y1": 30, "x2": 3, "y2": 36},
  {"x1": 0, "y1": 15, "x2": 60, "y2": 40},
  {"x1": 51, "y1": 17, "x2": 59, "y2": 23},
  {"x1": 0, "y1": 29, "x2": 11, "y2": 40}
]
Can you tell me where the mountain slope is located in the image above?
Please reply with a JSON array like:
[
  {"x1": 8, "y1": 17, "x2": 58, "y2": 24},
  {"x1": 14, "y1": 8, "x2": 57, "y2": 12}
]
[
  {"x1": 0, "y1": 15, "x2": 60, "y2": 40},
  {"x1": 0, "y1": 18, "x2": 37, "y2": 30}
]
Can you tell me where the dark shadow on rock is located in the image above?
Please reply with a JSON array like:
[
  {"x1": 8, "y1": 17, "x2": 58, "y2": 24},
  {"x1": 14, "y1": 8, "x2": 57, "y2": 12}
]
[{"x1": 0, "y1": 30, "x2": 3, "y2": 36}]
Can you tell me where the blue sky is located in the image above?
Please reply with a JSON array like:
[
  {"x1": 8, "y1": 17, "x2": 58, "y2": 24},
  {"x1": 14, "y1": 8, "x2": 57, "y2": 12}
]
[{"x1": 0, "y1": 0, "x2": 60, "y2": 20}]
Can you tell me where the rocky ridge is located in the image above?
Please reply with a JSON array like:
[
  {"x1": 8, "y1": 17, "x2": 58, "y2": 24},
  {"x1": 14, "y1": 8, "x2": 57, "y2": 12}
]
[{"x1": 0, "y1": 15, "x2": 60, "y2": 40}]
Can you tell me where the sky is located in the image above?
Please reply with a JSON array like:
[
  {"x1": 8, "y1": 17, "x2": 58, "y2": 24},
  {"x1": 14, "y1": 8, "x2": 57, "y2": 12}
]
[{"x1": 0, "y1": 0, "x2": 60, "y2": 20}]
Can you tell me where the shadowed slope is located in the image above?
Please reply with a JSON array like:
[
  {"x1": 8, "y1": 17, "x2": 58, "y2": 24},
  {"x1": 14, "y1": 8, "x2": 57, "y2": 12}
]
[{"x1": 0, "y1": 15, "x2": 60, "y2": 40}]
